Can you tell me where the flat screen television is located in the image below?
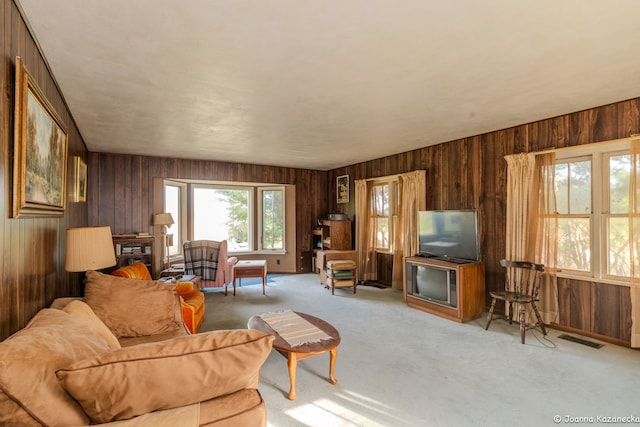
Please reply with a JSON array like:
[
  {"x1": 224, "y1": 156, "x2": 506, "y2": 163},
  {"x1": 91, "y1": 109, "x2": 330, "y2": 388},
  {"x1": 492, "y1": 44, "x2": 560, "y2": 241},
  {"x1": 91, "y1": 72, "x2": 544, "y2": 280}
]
[{"x1": 417, "y1": 209, "x2": 480, "y2": 262}]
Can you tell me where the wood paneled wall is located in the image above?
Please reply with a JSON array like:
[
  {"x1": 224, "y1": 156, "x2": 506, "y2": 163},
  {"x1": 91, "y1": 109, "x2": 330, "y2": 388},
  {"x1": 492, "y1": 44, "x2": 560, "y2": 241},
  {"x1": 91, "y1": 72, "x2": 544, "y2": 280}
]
[
  {"x1": 327, "y1": 98, "x2": 640, "y2": 345},
  {"x1": 1, "y1": 0, "x2": 88, "y2": 341},
  {"x1": 87, "y1": 153, "x2": 327, "y2": 277}
]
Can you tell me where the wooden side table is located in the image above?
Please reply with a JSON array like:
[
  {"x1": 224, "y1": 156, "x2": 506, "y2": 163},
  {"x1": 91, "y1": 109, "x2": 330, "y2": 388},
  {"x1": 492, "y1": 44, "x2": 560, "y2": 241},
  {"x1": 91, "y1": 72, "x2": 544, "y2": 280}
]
[
  {"x1": 248, "y1": 312, "x2": 340, "y2": 400},
  {"x1": 232, "y1": 260, "x2": 267, "y2": 296},
  {"x1": 158, "y1": 274, "x2": 201, "y2": 290}
]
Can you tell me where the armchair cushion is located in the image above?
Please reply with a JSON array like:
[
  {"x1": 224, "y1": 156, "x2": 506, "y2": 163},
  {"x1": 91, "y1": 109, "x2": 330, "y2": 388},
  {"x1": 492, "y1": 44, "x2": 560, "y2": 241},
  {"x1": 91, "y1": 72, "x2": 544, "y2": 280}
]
[
  {"x1": 56, "y1": 329, "x2": 275, "y2": 423},
  {"x1": 85, "y1": 270, "x2": 182, "y2": 338},
  {"x1": 111, "y1": 262, "x2": 152, "y2": 280}
]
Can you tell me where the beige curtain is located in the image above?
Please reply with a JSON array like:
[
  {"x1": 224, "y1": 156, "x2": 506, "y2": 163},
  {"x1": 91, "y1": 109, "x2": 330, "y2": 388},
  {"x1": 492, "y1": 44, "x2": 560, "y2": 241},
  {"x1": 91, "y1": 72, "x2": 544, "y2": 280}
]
[
  {"x1": 629, "y1": 139, "x2": 640, "y2": 347},
  {"x1": 355, "y1": 179, "x2": 376, "y2": 281},
  {"x1": 504, "y1": 152, "x2": 558, "y2": 324},
  {"x1": 530, "y1": 153, "x2": 559, "y2": 324},
  {"x1": 505, "y1": 153, "x2": 536, "y2": 261},
  {"x1": 391, "y1": 171, "x2": 427, "y2": 290}
]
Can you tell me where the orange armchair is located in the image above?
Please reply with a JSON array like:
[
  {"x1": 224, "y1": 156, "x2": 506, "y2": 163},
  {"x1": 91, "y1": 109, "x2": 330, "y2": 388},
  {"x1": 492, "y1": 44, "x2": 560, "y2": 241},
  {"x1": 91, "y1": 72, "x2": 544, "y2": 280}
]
[{"x1": 111, "y1": 263, "x2": 205, "y2": 334}]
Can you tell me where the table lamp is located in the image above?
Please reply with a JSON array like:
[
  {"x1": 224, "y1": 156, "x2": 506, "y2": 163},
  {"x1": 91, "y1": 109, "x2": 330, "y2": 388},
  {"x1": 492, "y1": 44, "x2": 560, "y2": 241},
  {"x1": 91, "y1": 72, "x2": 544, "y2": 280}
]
[
  {"x1": 153, "y1": 212, "x2": 174, "y2": 268},
  {"x1": 65, "y1": 226, "x2": 117, "y2": 275}
]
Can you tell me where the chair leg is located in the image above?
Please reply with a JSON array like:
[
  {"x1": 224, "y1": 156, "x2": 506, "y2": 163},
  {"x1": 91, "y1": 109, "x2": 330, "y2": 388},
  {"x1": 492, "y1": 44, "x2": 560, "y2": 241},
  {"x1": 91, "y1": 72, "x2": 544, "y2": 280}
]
[
  {"x1": 507, "y1": 302, "x2": 514, "y2": 324},
  {"x1": 531, "y1": 302, "x2": 547, "y2": 335},
  {"x1": 485, "y1": 298, "x2": 497, "y2": 330},
  {"x1": 519, "y1": 303, "x2": 526, "y2": 344}
]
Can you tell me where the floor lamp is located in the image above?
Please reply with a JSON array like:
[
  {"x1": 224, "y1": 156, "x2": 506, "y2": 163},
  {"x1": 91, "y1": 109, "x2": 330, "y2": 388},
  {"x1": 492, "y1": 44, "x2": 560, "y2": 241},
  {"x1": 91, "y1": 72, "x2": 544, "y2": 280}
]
[{"x1": 154, "y1": 212, "x2": 174, "y2": 269}]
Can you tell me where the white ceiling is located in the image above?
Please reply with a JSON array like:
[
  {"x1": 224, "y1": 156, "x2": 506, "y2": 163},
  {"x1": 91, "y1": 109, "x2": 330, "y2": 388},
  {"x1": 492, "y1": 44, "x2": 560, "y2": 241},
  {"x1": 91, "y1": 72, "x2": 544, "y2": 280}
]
[{"x1": 16, "y1": 0, "x2": 640, "y2": 171}]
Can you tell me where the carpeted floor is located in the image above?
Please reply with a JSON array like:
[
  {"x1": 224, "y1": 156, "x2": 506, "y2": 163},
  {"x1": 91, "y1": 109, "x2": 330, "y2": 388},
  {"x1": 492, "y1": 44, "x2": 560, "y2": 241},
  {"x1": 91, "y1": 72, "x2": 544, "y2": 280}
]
[{"x1": 200, "y1": 273, "x2": 640, "y2": 427}]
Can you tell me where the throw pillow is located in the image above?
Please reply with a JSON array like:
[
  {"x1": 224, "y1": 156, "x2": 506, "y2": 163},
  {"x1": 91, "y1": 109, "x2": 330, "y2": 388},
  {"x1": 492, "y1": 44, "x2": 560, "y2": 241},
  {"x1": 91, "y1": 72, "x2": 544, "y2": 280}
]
[
  {"x1": 56, "y1": 329, "x2": 275, "y2": 423},
  {"x1": 0, "y1": 309, "x2": 110, "y2": 426},
  {"x1": 62, "y1": 299, "x2": 121, "y2": 350},
  {"x1": 84, "y1": 270, "x2": 181, "y2": 338}
]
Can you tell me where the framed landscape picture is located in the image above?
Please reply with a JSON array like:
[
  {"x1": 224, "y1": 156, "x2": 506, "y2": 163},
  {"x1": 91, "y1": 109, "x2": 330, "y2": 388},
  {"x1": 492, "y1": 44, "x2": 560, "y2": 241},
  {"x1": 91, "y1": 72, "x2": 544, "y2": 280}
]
[{"x1": 13, "y1": 56, "x2": 68, "y2": 217}]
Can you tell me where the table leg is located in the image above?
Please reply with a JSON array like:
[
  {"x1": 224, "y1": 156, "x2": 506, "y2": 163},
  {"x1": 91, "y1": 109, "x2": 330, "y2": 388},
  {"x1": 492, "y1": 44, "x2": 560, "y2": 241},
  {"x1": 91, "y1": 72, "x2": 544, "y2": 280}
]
[
  {"x1": 329, "y1": 348, "x2": 338, "y2": 385},
  {"x1": 233, "y1": 278, "x2": 237, "y2": 296},
  {"x1": 287, "y1": 352, "x2": 297, "y2": 400},
  {"x1": 262, "y1": 272, "x2": 266, "y2": 295}
]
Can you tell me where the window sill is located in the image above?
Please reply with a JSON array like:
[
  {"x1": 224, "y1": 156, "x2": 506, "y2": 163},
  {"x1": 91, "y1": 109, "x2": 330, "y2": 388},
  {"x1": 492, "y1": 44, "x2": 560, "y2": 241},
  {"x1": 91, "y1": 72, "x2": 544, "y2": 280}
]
[
  {"x1": 556, "y1": 272, "x2": 630, "y2": 287},
  {"x1": 230, "y1": 250, "x2": 287, "y2": 256}
]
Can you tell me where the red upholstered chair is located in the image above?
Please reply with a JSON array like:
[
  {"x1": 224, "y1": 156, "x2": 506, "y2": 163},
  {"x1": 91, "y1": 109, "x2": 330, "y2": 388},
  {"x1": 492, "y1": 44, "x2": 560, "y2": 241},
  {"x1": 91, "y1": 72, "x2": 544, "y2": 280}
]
[{"x1": 111, "y1": 263, "x2": 205, "y2": 334}]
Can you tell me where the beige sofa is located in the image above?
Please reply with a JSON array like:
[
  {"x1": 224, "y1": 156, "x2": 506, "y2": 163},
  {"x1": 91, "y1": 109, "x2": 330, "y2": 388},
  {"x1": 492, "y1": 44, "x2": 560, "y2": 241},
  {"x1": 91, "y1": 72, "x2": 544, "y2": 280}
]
[{"x1": 0, "y1": 271, "x2": 274, "y2": 426}]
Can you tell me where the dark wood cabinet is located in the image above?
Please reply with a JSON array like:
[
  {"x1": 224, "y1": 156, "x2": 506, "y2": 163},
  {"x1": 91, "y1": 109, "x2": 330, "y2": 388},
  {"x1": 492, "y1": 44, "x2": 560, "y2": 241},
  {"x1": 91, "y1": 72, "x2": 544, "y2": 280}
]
[{"x1": 321, "y1": 220, "x2": 352, "y2": 250}]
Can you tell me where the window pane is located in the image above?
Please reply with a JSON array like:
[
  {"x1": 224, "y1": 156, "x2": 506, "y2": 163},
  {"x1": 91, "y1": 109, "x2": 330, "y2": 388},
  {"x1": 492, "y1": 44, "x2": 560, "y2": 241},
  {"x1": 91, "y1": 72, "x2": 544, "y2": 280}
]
[
  {"x1": 372, "y1": 185, "x2": 389, "y2": 215},
  {"x1": 262, "y1": 189, "x2": 284, "y2": 250},
  {"x1": 569, "y1": 160, "x2": 591, "y2": 214},
  {"x1": 557, "y1": 217, "x2": 590, "y2": 272},
  {"x1": 193, "y1": 188, "x2": 249, "y2": 252},
  {"x1": 376, "y1": 217, "x2": 389, "y2": 249},
  {"x1": 607, "y1": 217, "x2": 630, "y2": 277},
  {"x1": 164, "y1": 185, "x2": 180, "y2": 256},
  {"x1": 609, "y1": 154, "x2": 631, "y2": 214},
  {"x1": 555, "y1": 163, "x2": 568, "y2": 214}
]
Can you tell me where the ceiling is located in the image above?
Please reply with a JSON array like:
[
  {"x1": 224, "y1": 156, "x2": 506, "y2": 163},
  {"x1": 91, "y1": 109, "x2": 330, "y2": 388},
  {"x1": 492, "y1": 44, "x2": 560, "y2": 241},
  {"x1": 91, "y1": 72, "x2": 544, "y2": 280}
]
[{"x1": 16, "y1": 0, "x2": 640, "y2": 171}]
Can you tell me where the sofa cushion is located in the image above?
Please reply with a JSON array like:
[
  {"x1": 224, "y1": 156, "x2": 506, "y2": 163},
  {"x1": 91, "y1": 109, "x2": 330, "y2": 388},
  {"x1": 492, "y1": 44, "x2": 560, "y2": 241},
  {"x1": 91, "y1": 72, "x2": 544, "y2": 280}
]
[
  {"x1": 56, "y1": 329, "x2": 275, "y2": 423},
  {"x1": 84, "y1": 270, "x2": 181, "y2": 338},
  {"x1": 63, "y1": 299, "x2": 121, "y2": 350},
  {"x1": 0, "y1": 309, "x2": 111, "y2": 426}
]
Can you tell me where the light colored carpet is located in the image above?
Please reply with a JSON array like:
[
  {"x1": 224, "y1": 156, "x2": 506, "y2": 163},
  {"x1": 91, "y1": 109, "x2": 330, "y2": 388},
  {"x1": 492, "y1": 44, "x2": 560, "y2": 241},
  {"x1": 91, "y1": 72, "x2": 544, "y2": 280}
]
[{"x1": 201, "y1": 274, "x2": 640, "y2": 427}]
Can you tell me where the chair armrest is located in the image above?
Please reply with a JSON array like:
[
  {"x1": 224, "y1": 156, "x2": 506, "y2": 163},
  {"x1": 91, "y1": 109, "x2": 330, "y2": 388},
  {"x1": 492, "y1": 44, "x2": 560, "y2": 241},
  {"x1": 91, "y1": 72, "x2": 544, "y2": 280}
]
[{"x1": 227, "y1": 256, "x2": 238, "y2": 268}]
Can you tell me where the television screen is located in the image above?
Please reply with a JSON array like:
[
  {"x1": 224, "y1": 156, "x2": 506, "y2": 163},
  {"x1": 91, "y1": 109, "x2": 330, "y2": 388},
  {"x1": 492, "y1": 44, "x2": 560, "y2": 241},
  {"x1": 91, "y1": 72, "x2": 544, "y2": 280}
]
[{"x1": 418, "y1": 210, "x2": 480, "y2": 261}]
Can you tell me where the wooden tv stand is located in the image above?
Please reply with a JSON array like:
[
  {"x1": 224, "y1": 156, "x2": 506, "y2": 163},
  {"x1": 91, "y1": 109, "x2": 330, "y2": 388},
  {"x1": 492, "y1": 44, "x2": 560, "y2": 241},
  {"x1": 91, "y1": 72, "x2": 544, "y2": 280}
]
[{"x1": 403, "y1": 256, "x2": 485, "y2": 323}]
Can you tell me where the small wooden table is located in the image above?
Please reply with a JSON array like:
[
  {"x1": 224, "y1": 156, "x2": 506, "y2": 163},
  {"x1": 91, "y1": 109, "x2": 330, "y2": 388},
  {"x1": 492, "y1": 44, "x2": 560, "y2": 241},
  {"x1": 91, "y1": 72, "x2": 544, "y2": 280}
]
[
  {"x1": 248, "y1": 312, "x2": 340, "y2": 400},
  {"x1": 232, "y1": 260, "x2": 267, "y2": 296}
]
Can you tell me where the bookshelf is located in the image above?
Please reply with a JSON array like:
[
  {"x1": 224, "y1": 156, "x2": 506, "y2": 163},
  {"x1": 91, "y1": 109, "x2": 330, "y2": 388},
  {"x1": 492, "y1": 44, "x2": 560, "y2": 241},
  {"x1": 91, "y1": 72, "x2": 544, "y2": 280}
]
[{"x1": 112, "y1": 235, "x2": 154, "y2": 273}]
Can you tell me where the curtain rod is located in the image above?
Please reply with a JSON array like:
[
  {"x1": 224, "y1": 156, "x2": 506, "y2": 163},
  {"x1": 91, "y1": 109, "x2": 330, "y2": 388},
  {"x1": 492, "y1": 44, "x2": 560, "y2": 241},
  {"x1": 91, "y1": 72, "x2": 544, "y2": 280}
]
[
  {"x1": 360, "y1": 169, "x2": 426, "y2": 183},
  {"x1": 531, "y1": 135, "x2": 640, "y2": 156}
]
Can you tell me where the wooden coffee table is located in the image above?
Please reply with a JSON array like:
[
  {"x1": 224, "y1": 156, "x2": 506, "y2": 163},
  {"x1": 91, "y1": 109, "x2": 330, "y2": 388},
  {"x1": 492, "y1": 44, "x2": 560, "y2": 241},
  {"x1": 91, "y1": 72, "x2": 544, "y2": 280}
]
[
  {"x1": 248, "y1": 312, "x2": 340, "y2": 400},
  {"x1": 231, "y1": 260, "x2": 267, "y2": 296}
]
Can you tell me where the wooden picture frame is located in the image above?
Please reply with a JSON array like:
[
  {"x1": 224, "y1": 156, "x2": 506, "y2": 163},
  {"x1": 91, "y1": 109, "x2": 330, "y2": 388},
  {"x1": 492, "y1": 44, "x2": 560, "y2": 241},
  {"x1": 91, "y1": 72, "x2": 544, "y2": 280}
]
[
  {"x1": 337, "y1": 174, "x2": 349, "y2": 204},
  {"x1": 12, "y1": 56, "x2": 68, "y2": 217},
  {"x1": 71, "y1": 156, "x2": 87, "y2": 202}
]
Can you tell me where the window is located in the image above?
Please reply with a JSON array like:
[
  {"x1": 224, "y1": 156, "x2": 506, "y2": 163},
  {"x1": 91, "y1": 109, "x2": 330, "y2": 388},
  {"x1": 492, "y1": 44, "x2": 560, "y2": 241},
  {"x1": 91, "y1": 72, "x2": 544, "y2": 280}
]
[
  {"x1": 164, "y1": 181, "x2": 186, "y2": 257},
  {"x1": 555, "y1": 158, "x2": 592, "y2": 274},
  {"x1": 192, "y1": 185, "x2": 252, "y2": 252},
  {"x1": 555, "y1": 141, "x2": 633, "y2": 283},
  {"x1": 371, "y1": 180, "x2": 398, "y2": 251},
  {"x1": 163, "y1": 180, "x2": 287, "y2": 255},
  {"x1": 259, "y1": 188, "x2": 284, "y2": 250}
]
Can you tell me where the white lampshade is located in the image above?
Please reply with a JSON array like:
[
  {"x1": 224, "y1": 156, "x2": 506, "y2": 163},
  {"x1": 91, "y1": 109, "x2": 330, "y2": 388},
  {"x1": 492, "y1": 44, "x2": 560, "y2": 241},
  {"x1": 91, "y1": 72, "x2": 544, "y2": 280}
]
[
  {"x1": 153, "y1": 212, "x2": 174, "y2": 227},
  {"x1": 65, "y1": 226, "x2": 116, "y2": 272}
]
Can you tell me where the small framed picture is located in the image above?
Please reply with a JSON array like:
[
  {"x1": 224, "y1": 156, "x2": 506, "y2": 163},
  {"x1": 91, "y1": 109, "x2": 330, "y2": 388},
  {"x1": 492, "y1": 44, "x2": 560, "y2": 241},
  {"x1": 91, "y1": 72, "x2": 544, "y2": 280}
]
[
  {"x1": 337, "y1": 175, "x2": 349, "y2": 204},
  {"x1": 72, "y1": 156, "x2": 87, "y2": 202}
]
